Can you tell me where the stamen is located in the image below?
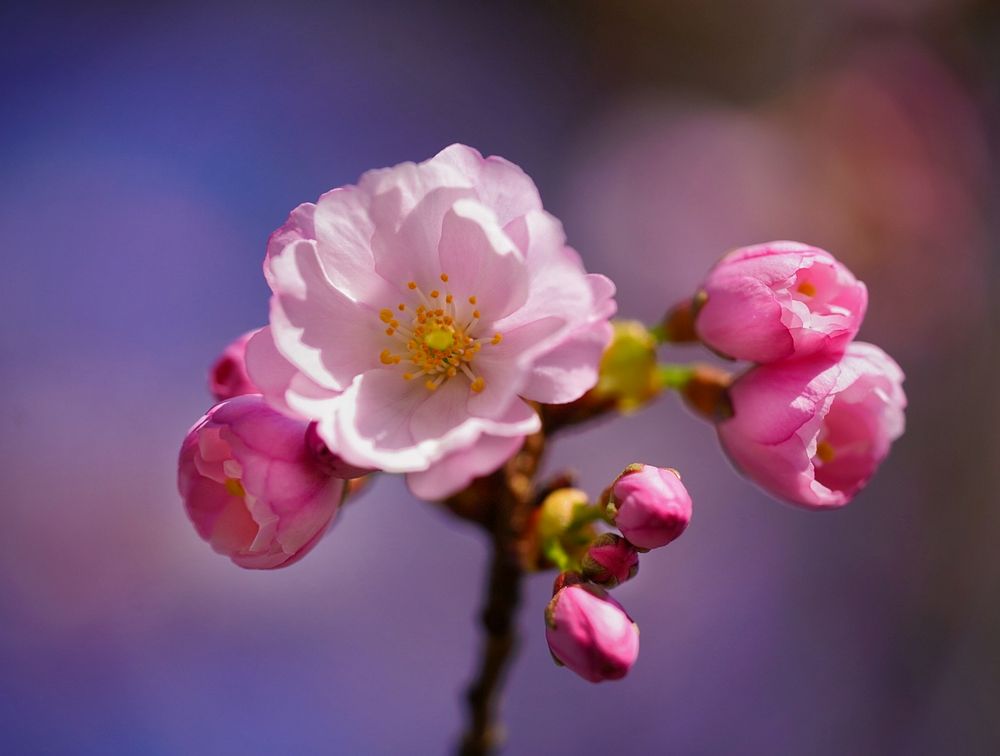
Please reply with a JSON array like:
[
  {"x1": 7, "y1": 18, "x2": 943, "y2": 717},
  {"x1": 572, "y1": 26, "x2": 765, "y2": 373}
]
[
  {"x1": 398, "y1": 303, "x2": 406, "y2": 311},
  {"x1": 816, "y1": 441, "x2": 836, "y2": 463},
  {"x1": 797, "y1": 281, "x2": 818, "y2": 297},
  {"x1": 440, "y1": 273, "x2": 449, "y2": 283},
  {"x1": 468, "y1": 296, "x2": 477, "y2": 305},
  {"x1": 224, "y1": 478, "x2": 245, "y2": 498},
  {"x1": 379, "y1": 308, "x2": 394, "y2": 324},
  {"x1": 491, "y1": 333, "x2": 503, "y2": 345},
  {"x1": 470, "y1": 377, "x2": 486, "y2": 393}
]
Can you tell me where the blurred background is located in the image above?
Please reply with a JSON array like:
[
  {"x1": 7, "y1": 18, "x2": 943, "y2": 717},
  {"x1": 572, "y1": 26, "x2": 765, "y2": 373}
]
[{"x1": 2, "y1": 0, "x2": 998, "y2": 753}]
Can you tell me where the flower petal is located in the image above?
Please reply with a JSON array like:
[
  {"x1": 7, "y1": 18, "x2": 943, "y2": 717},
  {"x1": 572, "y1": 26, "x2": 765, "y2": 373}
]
[
  {"x1": 406, "y1": 433, "x2": 525, "y2": 500},
  {"x1": 438, "y1": 198, "x2": 528, "y2": 321},
  {"x1": 268, "y1": 239, "x2": 383, "y2": 391}
]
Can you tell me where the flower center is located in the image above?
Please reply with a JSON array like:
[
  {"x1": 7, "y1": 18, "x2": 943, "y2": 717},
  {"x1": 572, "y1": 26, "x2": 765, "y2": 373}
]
[
  {"x1": 377, "y1": 273, "x2": 502, "y2": 393},
  {"x1": 815, "y1": 440, "x2": 836, "y2": 464}
]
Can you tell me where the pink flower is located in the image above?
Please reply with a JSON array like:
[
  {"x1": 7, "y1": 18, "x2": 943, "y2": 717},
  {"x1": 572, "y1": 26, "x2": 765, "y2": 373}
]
[
  {"x1": 581, "y1": 533, "x2": 639, "y2": 587},
  {"x1": 695, "y1": 241, "x2": 867, "y2": 363},
  {"x1": 545, "y1": 583, "x2": 640, "y2": 683},
  {"x1": 209, "y1": 329, "x2": 261, "y2": 400},
  {"x1": 718, "y1": 342, "x2": 906, "y2": 508},
  {"x1": 246, "y1": 144, "x2": 615, "y2": 499},
  {"x1": 609, "y1": 464, "x2": 692, "y2": 550},
  {"x1": 178, "y1": 395, "x2": 346, "y2": 569}
]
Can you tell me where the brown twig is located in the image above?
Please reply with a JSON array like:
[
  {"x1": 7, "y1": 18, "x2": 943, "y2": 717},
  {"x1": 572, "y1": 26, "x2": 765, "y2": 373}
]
[{"x1": 451, "y1": 432, "x2": 546, "y2": 756}]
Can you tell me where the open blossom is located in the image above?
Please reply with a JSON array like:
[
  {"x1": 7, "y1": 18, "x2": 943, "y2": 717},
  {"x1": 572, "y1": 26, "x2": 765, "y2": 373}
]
[
  {"x1": 608, "y1": 464, "x2": 692, "y2": 549},
  {"x1": 246, "y1": 144, "x2": 615, "y2": 499},
  {"x1": 695, "y1": 241, "x2": 867, "y2": 363},
  {"x1": 718, "y1": 342, "x2": 906, "y2": 508},
  {"x1": 545, "y1": 582, "x2": 640, "y2": 683},
  {"x1": 178, "y1": 395, "x2": 346, "y2": 569},
  {"x1": 209, "y1": 329, "x2": 261, "y2": 400}
]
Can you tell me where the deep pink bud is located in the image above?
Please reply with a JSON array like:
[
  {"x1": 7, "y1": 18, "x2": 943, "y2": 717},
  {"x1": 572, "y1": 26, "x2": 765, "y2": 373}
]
[
  {"x1": 209, "y1": 329, "x2": 262, "y2": 400},
  {"x1": 609, "y1": 464, "x2": 692, "y2": 549},
  {"x1": 695, "y1": 241, "x2": 867, "y2": 363},
  {"x1": 581, "y1": 533, "x2": 639, "y2": 587},
  {"x1": 178, "y1": 395, "x2": 346, "y2": 569},
  {"x1": 718, "y1": 342, "x2": 906, "y2": 509},
  {"x1": 545, "y1": 584, "x2": 639, "y2": 683}
]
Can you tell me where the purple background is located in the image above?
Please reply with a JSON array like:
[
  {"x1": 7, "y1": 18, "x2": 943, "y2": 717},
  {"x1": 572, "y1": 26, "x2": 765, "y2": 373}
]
[{"x1": 3, "y1": 1, "x2": 998, "y2": 754}]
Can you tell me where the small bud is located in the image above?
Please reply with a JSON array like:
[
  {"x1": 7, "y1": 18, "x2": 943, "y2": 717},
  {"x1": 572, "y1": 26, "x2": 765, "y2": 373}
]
[
  {"x1": 178, "y1": 396, "x2": 346, "y2": 569},
  {"x1": 609, "y1": 464, "x2": 692, "y2": 550},
  {"x1": 537, "y1": 488, "x2": 589, "y2": 541},
  {"x1": 545, "y1": 584, "x2": 640, "y2": 683},
  {"x1": 591, "y1": 320, "x2": 660, "y2": 413},
  {"x1": 655, "y1": 293, "x2": 706, "y2": 343},
  {"x1": 209, "y1": 329, "x2": 262, "y2": 400},
  {"x1": 581, "y1": 533, "x2": 639, "y2": 587}
]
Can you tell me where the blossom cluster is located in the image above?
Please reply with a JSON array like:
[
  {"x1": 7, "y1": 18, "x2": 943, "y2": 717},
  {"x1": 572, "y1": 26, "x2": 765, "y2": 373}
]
[
  {"x1": 688, "y1": 242, "x2": 907, "y2": 508},
  {"x1": 176, "y1": 146, "x2": 906, "y2": 686},
  {"x1": 542, "y1": 465, "x2": 692, "y2": 682}
]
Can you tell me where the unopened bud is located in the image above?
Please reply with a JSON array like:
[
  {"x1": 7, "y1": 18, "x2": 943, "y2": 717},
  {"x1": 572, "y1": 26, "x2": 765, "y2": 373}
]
[
  {"x1": 591, "y1": 320, "x2": 660, "y2": 413},
  {"x1": 609, "y1": 464, "x2": 693, "y2": 550},
  {"x1": 545, "y1": 583, "x2": 640, "y2": 683},
  {"x1": 537, "y1": 488, "x2": 589, "y2": 541},
  {"x1": 581, "y1": 533, "x2": 639, "y2": 587}
]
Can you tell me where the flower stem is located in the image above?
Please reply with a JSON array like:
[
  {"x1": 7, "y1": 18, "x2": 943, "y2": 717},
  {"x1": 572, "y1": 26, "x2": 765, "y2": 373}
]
[
  {"x1": 450, "y1": 432, "x2": 546, "y2": 756},
  {"x1": 458, "y1": 538, "x2": 523, "y2": 756}
]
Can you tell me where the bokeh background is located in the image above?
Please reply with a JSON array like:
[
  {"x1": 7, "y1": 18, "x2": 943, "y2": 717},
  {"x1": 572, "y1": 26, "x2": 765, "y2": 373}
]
[{"x1": 3, "y1": 1, "x2": 998, "y2": 753}]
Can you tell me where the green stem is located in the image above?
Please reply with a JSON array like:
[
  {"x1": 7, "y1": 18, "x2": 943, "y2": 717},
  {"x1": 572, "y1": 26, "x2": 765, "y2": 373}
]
[{"x1": 657, "y1": 363, "x2": 696, "y2": 391}]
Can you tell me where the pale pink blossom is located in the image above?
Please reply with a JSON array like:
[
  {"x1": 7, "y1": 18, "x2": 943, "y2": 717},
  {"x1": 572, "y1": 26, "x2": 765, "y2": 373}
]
[
  {"x1": 695, "y1": 241, "x2": 867, "y2": 363},
  {"x1": 209, "y1": 329, "x2": 261, "y2": 400},
  {"x1": 718, "y1": 342, "x2": 906, "y2": 508},
  {"x1": 609, "y1": 464, "x2": 692, "y2": 550},
  {"x1": 545, "y1": 583, "x2": 639, "y2": 683},
  {"x1": 246, "y1": 144, "x2": 615, "y2": 499},
  {"x1": 581, "y1": 533, "x2": 639, "y2": 587},
  {"x1": 178, "y1": 395, "x2": 345, "y2": 569}
]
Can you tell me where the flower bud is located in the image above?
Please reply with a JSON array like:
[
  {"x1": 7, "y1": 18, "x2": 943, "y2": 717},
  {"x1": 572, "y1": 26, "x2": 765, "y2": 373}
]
[
  {"x1": 209, "y1": 329, "x2": 262, "y2": 400},
  {"x1": 695, "y1": 241, "x2": 867, "y2": 363},
  {"x1": 545, "y1": 583, "x2": 639, "y2": 683},
  {"x1": 178, "y1": 395, "x2": 346, "y2": 569},
  {"x1": 581, "y1": 533, "x2": 639, "y2": 587},
  {"x1": 609, "y1": 464, "x2": 692, "y2": 550},
  {"x1": 537, "y1": 488, "x2": 589, "y2": 541},
  {"x1": 591, "y1": 320, "x2": 660, "y2": 412},
  {"x1": 718, "y1": 342, "x2": 906, "y2": 508}
]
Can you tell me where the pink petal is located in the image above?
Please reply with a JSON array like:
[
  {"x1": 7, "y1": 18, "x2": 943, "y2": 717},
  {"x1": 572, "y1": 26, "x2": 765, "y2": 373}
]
[
  {"x1": 406, "y1": 433, "x2": 525, "y2": 500},
  {"x1": 268, "y1": 239, "x2": 383, "y2": 391}
]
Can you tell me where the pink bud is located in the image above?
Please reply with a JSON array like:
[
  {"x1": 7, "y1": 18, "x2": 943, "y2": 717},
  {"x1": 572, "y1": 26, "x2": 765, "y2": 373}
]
[
  {"x1": 718, "y1": 342, "x2": 906, "y2": 508},
  {"x1": 545, "y1": 584, "x2": 639, "y2": 683},
  {"x1": 178, "y1": 395, "x2": 346, "y2": 569},
  {"x1": 610, "y1": 465, "x2": 692, "y2": 549},
  {"x1": 695, "y1": 241, "x2": 867, "y2": 363},
  {"x1": 581, "y1": 533, "x2": 639, "y2": 587},
  {"x1": 209, "y1": 329, "x2": 262, "y2": 400}
]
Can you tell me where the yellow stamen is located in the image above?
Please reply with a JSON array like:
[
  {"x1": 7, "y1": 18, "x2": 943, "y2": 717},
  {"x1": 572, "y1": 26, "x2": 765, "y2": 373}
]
[
  {"x1": 407, "y1": 281, "x2": 417, "y2": 290},
  {"x1": 430, "y1": 290, "x2": 440, "y2": 298},
  {"x1": 491, "y1": 333, "x2": 503, "y2": 345},
  {"x1": 816, "y1": 441, "x2": 836, "y2": 463},
  {"x1": 424, "y1": 329, "x2": 454, "y2": 351},
  {"x1": 797, "y1": 281, "x2": 818, "y2": 297},
  {"x1": 468, "y1": 296, "x2": 477, "y2": 305},
  {"x1": 470, "y1": 377, "x2": 486, "y2": 393},
  {"x1": 224, "y1": 478, "x2": 245, "y2": 498},
  {"x1": 440, "y1": 273, "x2": 449, "y2": 282},
  {"x1": 425, "y1": 379, "x2": 439, "y2": 392},
  {"x1": 398, "y1": 303, "x2": 406, "y2": 311},
  {"x1": 379, "y1": 308, "x2": 394, "y2": 323}
]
